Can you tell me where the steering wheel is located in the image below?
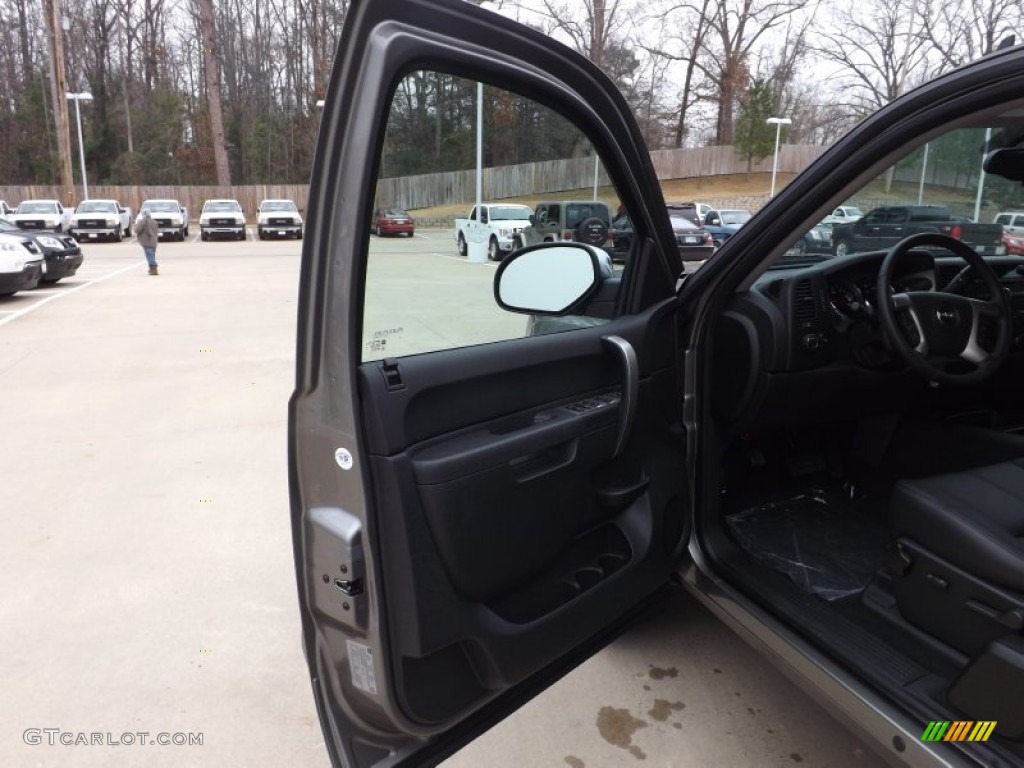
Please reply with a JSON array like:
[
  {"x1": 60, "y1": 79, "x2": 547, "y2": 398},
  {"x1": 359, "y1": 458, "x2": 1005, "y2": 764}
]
[{"x1": 876, "y1": 233, "x2": 1012, "y2": 386}]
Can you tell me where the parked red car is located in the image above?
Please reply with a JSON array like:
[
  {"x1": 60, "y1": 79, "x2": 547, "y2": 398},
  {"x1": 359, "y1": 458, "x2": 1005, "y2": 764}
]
[
  {"x1": 1003, "y1": 229, "x2": 1024, "y2": 255},
  {"x1": 371, "y1": 207, "x2": 415, "y2": 236}
]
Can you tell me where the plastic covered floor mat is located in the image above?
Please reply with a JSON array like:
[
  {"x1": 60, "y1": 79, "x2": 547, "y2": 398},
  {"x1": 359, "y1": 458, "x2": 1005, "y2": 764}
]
[{"x1": 726, "y1": 485, "x2": 888, "y2": 601}]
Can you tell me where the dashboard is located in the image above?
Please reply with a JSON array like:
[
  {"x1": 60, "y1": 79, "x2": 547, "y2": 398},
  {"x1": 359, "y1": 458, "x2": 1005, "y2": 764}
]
[
  {"x1": 827, "y1": 271, "x2": 934, "y2": 326},
  {"x1": 713, "y1": 250, "x2": 1024, "y2": 429}
]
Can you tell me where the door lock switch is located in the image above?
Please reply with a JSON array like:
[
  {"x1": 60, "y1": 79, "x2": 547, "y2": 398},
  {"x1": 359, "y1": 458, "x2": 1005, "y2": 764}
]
[{"x1": 566, "y1": 391, "x2": 621, "y2": 413}]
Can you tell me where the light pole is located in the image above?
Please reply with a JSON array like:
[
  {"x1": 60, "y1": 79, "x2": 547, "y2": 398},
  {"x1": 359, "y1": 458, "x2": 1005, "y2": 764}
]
[
  {"x1": 766, "y1": 117, "x2": 792, "y2": 198},
  {"x1": 66, "y1": 92, "x2": 93, "y2": 199}
]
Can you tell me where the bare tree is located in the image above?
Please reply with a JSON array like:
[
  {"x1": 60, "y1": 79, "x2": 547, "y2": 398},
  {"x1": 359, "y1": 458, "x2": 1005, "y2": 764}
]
[
  {"x1": 919, "y1": 0, "x2": 1022, "y2": 71},
  {"x1": 537, "y1": 0, "x2": 625, "y2": 75},
  {"x1": 703, "y1": 0, "x2": 811, "y2": 144},
  {"x1": 639, "y1": 0, "x2": 714, "y2": 147},
  {"x1": 813, "y1": 0, "x2": 932, "y2": 116},
  {"x1": 195, "y1": 0, "x2": 230, "y2": 184},
  {"x1": 646, "y1": 0, "x2": 809, "y2": 146}
]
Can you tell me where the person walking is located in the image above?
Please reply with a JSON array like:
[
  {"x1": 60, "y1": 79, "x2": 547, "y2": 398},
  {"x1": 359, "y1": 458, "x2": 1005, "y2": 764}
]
[{"x1": 134, "y1": 209, "x2": 159, "y2": 275}]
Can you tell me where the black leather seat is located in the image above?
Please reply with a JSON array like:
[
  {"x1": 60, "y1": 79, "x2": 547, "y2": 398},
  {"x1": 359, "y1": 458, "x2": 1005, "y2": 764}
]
[{"x1": 889, "y1": 458, "x2": 1024, "y2": 656}]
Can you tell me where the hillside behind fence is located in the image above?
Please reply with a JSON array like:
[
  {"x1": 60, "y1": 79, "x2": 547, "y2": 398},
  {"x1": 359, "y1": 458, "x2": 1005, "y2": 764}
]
[{"x1": 0, "y1": 144, "x2": 826, "y2": 217}]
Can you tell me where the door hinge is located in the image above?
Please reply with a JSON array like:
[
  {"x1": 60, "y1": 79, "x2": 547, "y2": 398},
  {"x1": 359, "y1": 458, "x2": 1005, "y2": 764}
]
[{"x1": 380, "y1": 357, "x2": 405, "y2": 391}]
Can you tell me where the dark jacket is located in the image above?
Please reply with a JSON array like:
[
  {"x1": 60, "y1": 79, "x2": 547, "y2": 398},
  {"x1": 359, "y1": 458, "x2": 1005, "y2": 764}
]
[{"x1": 134, "y1": 212, "x2": 159, "y2": 247}]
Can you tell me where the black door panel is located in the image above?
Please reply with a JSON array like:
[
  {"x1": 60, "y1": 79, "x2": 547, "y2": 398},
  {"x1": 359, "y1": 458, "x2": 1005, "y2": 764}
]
[{"x1": 356, "y1": 303, "x2": 685, "y2": 725}]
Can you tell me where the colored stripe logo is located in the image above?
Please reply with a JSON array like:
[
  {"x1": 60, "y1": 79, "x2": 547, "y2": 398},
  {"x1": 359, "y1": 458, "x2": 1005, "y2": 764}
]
[{"x1": 921, "y1": 721, "x2": 997, "y2": 742}]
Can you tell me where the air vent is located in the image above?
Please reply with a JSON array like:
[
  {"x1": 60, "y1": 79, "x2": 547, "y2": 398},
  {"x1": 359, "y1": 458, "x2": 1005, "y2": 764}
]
[{"x1": 793, "y1": 279, "x2": 817, "y2": 320}]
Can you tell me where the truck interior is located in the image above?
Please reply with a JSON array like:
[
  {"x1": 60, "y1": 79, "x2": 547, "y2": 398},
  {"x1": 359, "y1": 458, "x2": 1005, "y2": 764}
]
[{"x1": 704, "y1": 110, "x2": 1024, "y2": 759}]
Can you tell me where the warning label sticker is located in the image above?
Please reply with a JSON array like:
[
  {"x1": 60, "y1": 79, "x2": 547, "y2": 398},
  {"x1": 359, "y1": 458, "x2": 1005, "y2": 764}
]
[{"x1": 346, "y1": 640, "x2": 377, "y2": 695}]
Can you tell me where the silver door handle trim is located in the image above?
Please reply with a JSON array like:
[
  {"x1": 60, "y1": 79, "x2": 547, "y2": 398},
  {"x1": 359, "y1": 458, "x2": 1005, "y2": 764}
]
[{"x1": 601, "y1": 335, "x2": 638, "y2": 458}]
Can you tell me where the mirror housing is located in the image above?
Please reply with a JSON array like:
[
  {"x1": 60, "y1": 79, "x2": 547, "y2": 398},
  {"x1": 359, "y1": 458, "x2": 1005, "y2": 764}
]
[
  {"x1": 493, "y1": 242, "x2": 609, "y2": 315},
  {"x1": 984, "y1": 148, "x2": 1024, "y2": 183}
]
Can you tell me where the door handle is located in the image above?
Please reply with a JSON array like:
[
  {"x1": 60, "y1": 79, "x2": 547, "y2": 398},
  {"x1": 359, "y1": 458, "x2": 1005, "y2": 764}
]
[{"x1": 601, "y1": 335, "x2": 638, "y2": 458}]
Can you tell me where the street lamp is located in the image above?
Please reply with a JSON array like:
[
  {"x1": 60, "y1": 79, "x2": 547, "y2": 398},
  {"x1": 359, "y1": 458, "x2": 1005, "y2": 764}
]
[
  {"x1": 766, "y1": 117, "x2": 792, "y2": 198},
  {"x1": 66, "y1": 92, "x2": 93, "y2": 199}
]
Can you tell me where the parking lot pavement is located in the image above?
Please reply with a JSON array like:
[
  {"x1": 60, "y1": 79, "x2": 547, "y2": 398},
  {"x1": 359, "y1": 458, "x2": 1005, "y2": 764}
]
[
  {"x1": 0, "y1": 234, "x2": 881, "y2": 767},
  {"x1": 444, "y1": 588, "x2": 883, "y2": 768}
]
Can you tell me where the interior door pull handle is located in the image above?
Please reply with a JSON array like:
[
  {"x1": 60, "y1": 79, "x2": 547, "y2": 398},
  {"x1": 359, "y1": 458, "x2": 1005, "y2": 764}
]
[{"x1": 602, "y1": 335, "x2": 638, "y2": 458}]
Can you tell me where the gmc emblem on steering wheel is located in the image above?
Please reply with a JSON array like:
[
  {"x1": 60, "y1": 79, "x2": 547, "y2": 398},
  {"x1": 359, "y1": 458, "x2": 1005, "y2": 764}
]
[{"x1": 936, "y1": 305, "x2": 959, "y2": 326}]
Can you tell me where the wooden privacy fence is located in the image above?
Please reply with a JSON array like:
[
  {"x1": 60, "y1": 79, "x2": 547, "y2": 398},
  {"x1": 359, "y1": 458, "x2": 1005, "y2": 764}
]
[
  {"x1": 1, "y1": 145, "x2": 827, "y2": 216},
  {"x1": 649, "y1": 144, "x2": 825, "y2": 180},
  {"x1": 375, "y1": 144, "x2": 825, "y2": 209}
]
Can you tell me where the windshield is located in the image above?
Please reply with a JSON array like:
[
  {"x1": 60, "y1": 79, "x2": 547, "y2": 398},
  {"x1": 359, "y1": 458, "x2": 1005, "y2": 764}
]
[
  {"x1": 669, "y1": 216, "x2": 697, "y2": 231},
  {"x1": 767, "y1": 113, "x2": 1024, "y2": 270},
  {"x1": 142, "y1": 201, "x2": 179, "y2": 212},
  {"x1": 204, "y1": 201, "x2": 242, "y2": 213},
  {"x1": 17, "y1": 202, "x2": 57, "y2": 213},
  {"x1": 76, "y1": 201, "x2": 116, "y2": 213},
  {"x1": 489, "y1": 206, "x2": 532, "y2": 220},
  {"x1": 262, "y1": 201, "x2": 297, "y2": 212}
]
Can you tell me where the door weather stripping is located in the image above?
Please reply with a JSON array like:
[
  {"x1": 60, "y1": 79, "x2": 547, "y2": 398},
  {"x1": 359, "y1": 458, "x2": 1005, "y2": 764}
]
[{"x1": 601, "y1": 335, "x2": 638, "y2": 458}]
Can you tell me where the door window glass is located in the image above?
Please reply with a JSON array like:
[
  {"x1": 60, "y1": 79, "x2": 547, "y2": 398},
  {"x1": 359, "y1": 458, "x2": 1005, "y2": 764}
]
[{"x1": 362, "y1": 71, "x2": 628, "y2": 362}]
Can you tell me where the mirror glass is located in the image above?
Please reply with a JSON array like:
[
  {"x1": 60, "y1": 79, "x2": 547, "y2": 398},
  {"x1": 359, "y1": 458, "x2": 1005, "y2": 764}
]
[{"x1": 497, "y1": 245, "x2": 598, "y2": 313}]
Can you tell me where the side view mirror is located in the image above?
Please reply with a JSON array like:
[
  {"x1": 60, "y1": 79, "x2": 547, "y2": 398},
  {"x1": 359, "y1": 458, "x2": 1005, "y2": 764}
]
[
  {"x1": 493, "y1": 242, "x2": 607, "y2": 315},
  {"x1": 708, "y1": 216, "x2": 721, "y2": 226},
  {"x1": 984, "y1": 148, "x2": 1024, "y2": 182},
  {"x1": 528, "y1": 214, "x2": 536, "y2": 225}
]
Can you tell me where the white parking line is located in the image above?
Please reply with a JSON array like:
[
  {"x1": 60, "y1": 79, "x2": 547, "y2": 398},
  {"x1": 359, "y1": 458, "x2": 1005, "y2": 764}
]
[
  {"x1": 437, "y1": 253, "x2": 498, "y2": 268},
  {"x1": 0, "y1": 262, "x2": 141, "y2": 328}
]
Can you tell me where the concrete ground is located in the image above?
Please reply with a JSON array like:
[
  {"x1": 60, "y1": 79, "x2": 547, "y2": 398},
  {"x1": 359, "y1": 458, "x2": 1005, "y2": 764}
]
[{"x1": 0, "y1": 231, "x2": 883, "y2": 767}]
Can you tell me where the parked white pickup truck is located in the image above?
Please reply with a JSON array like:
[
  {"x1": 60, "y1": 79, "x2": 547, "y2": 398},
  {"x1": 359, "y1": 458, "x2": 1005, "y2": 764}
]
[
  {"x1": 819, "y1": 205, "x2": 864, "y2": 226},
  {"x1": 10, "y1": 199, "x2": 73, "y2": 233},
  {"x1": 69, "y1": 199, "x2": 133, "y2": 241},
  {"x1": 453, "y1": 203, "x2": 534, "y2": 261},
  {"x1": 140, "y1": 199, "x2": 189, "y2": 241}
]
